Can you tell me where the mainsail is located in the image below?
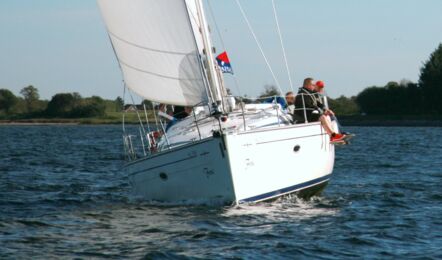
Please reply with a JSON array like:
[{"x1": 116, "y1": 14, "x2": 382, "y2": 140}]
[{"x1": 97, "y1": 0, "x2": 208, "y2": 106}]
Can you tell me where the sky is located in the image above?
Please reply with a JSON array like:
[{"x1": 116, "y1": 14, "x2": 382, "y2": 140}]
[{"x1": 1, "y1": 0, "x2": 441, "y2": 101}]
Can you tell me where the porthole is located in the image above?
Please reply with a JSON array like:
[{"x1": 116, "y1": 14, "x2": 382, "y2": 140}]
[{"x1": 159, "y1": 172, "x2": 168, "y2": 181}]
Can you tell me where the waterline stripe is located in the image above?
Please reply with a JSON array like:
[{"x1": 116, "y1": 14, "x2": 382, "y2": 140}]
[{"x1": 239, "y1": 174, "x2": 332, "y2": 203}]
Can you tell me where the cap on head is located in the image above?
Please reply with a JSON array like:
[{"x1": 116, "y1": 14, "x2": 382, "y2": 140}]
[{"x1": 316, "y1": 80, "x2": 325, "y2": 88}]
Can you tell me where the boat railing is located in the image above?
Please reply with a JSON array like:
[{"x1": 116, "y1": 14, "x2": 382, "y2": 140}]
[
  {"x1": 123, "y1": 93, "x2": 329, "y2": 161},
  {"x1": 123, "y1": 134, "x2": 137, "y2": 161},
  {"x1": 230, "y1": 93, "x2": 329, "y2": 125}
]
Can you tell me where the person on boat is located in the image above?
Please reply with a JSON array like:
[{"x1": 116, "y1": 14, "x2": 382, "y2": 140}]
[
  {"x1": 294, "y1": 78, "x2": 345, "y2": 142},
  {"x1": 313, "y1": 80, "x2": 328, "y2": 112},
  {"x1": 173, "y1": 106, "x2": 192, "y2": 119},
  {"x1": 285, "y1": 91, "x2": 295, "y2": 114},
  {"x1": 263, "y1": 96, "x2": 286, "y2": 108},
  {"x1": 314, "y1": 80, "x2": 335, "y2": 116},
  {"x1": 315, "y1": 80, "x2": 325, "y2": 94},
  {"x1": 164, "y1": 106, "x2": 193, "y2": 131}
]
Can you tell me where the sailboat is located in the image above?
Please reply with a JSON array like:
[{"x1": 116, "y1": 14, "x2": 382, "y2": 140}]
[{"x1": 97, "y1": 0, "x2": 340, "y2": 205}]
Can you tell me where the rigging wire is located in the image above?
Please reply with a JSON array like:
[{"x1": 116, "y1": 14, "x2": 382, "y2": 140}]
[
  {"x1": 234, "y1": 0, "x2": 283, "y2": 96},
  {"x1": 184, "y1": 2, "x2": 216, "y2": 104},
  {"x1": 127, "y1": 88, "x2": 147, "y2": 137},
  {"x1": 207, "y1": 0, "x2": 242, "y2": 97},
  {"x1": 271, "y1": 0, "x2": 294, "y2": 93},
  {"x1": 122, "y1": 83, "x2": 126, "y2": 134}
]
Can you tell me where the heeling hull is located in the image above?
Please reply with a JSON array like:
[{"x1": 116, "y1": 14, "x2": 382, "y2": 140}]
[
  {"x1": 126, "y1": 138, "x2": 236, "y2": 204},
  {"x1": 126, "y1": 122, "x2": 335, "y2": 204},
  {"x1": 224, "y1": 122, "x2": 335, "y2": 203}
]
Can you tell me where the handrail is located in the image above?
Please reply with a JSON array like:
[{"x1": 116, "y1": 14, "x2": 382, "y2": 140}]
[{"x1": 122, "y1": 93, "x2": 330, "y2": 161}]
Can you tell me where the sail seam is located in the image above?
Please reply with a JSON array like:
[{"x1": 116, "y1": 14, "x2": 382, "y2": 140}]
[
  {"x1": 109, "y1": 31, "x2": 198, "y2": 56},
  {"x1": 119, "y1": 59, "x2": 202, "y2": 81}
]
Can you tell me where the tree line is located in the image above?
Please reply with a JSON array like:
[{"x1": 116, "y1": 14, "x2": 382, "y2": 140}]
[
  {"x1": 355, "y1": 43, "x2": 442, "y2": 115},
  {"x1": 259, "y1": 43, "x2": 442, "y2": 116},
  {"x1": 0, "y1": 86, "x2": 124, "y2": 119},
  {"x1": 1, "y1": 43, "x2": 441, "y2": 119}
]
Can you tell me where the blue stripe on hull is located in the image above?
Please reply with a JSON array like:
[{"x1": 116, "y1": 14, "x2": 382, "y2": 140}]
[{"x1": 239, "y1": 174, "x2": 332, "y2": 203}]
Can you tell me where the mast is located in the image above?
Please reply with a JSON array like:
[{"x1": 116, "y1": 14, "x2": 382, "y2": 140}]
[{"x1": 194, "y1": 0, "x2": 224, "y2": 113}]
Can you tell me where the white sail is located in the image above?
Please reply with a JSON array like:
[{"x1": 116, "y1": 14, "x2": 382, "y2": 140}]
[
  {"x1": 185, "y1": 0, "x2": 204, "y2": 55},
  {"x1": 97, "y1": 0, "x2": 208, "y2": 106}
]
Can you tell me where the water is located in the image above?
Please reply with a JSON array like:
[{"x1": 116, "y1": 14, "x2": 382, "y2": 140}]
[{"x1": 0, "y1": 126, "x2": 441, "y2": 259}]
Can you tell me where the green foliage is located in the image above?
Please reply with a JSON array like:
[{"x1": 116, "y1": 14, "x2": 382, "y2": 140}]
[
  {"x1": 356, "y1": 86, "x2": 387, "y2": 115},
  {"x1": 259, "y1": 85, "x2": 280, "y2": 98},
  {"x1": 115, "y1": 96, "x2": 124, "y2": 112},
  {"x1": 10, "y1": 97, "x2": 27, "y2": 115},
  {"x1": 419, "y1": 43, "x2": 442, "y2": 113},
  {"x1": 356, "y1": 81, "x2": 423, "y2": 115},
  {"x1": 45, "y1": 93, "x2": 106, "y2": 118},
  {"x1": 46, "y1": 93, "x2": 81, "y2": 117},
  {"x1": 0, "y1": 87, "x2": 122, "y2": 119},
  {"x1": 20, "y1": 85, "x2": 40, "y2": 113},
  {"x1": 0, "y1": 89, "x2": 18, "y2": 113},
  {"x1": 102, "y1": 99, "x2": 118, "y2": 113},
  {"x1": 71, "y1": 96, "x2": 106, "y2": 118},
  {"x1": 141, "y1": 99, "x2": 154, "y2": 110},
  {"x1": 330, "y1": 43, "x2": 442, "y2": 116},
  {"x1": 328, "y1": 96, "x2": 359, "y2": 115}
]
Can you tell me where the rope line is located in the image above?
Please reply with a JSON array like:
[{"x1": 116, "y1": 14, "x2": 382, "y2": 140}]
[
  {"x1": 271, "y1": 0, "x2": 294, "y2": 93},
  {"x1": 234, "y1": 0, "x2": 283, "y2": 95},
  {"x1": 128, "y1": 88, "x2": 147, "y2": 137},
  {"x1": 122, "y1": 82, "x2": 126, "y2": 133},
  {"x1": 207, "y1": 0, "x2": 242, "y2": 96}
]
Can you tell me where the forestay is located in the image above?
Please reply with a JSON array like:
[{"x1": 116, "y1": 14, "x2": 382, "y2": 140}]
[{"x1": 97, "y1": 0, "x2": 208, "y2": 106}]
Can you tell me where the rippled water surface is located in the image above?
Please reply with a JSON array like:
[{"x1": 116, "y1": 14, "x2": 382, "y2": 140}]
[{"x1": 1, "y1": 126, "x2": 441, "y2": 259}]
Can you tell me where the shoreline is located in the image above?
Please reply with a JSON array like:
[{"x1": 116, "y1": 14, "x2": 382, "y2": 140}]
[
  {"x1": 0, "y1": 122, "x2": 80, "y2": 126},
  {"x1": 0, "y1": 121, "x2": 124, "y2": 126},
  {"x1": 0, "y1": 117, "x2": 140, "y2": 126},
  {"x1": 339, "y1": 120, "x2": 442, "y2": 127},
  {"x1": 2, "y1": 118, "x2": 442, "y2": 127},
  {"x1": 0, "y1": 120, "x2": 125, "y2": 126},
  {"x1": 338, "y1": 115, "x2": 442, "y2": 127}
]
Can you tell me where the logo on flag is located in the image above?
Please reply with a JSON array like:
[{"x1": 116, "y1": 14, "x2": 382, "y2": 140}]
[{"x1": 216, "y1": 51, "x2": 233, "y2": 74}]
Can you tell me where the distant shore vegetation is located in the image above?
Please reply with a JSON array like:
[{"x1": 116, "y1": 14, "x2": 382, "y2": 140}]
[
  {"x1": 257, "y1": 43, "x2": 442, "y2": 117},
  {"x1": 0, "y1": 43, "x2": 441, "y2": 124},
  {"x1": 0, "y1": 86, "x2": 121, "y2": 119}
]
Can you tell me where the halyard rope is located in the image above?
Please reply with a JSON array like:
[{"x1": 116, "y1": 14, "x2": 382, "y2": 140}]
[{"x1": 234, "y1": 0, "x2": 283, "y2": 95}]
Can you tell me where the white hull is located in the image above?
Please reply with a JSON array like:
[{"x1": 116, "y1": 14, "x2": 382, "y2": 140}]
[
  {"x1": 127, "y1": 137, "x2": 236, "y2": 203},
  {"x1": 127, "y1": 122, "x2": 335, "y2": 205}
]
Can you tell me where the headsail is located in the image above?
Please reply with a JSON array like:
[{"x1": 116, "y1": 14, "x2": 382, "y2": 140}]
[{"x1": 97, "y1": 0, "x2": 208, "y2": 106}]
